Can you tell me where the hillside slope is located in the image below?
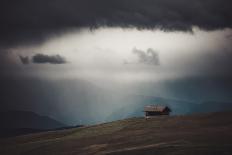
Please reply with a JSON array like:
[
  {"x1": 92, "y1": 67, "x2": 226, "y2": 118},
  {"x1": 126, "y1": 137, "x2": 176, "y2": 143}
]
[
  {"x1": 1, "y1": 111, "x2": 232, "y2": 155},
  {"x1": 0, "y1": 110, "x2": 66, "y2": 137}
]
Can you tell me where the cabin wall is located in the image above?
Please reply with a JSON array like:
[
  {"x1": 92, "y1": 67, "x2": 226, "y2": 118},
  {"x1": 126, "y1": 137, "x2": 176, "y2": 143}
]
[{"x1": 145, "y1": 111, "x2": 169, "y2": 116}]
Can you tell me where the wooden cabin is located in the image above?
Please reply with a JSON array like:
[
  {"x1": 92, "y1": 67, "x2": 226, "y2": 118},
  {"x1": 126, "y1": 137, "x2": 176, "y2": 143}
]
[{"x1": 144, "y1": 105, "x2": 171, "y2": 118}]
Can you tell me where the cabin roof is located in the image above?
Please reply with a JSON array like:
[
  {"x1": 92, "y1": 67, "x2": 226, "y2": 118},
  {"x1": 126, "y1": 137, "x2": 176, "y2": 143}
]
[{"x1": 144, "y1": 105, "x2": 170, "y2": 112}]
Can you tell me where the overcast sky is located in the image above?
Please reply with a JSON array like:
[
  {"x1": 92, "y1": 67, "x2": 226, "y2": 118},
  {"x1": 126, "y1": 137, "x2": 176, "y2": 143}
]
[
  {"x1": 3, "y1": 27, "x2": 232, "y2": 83},
  {"x1": 0, "y1": 0, "x2": 232, "y2": 124}
]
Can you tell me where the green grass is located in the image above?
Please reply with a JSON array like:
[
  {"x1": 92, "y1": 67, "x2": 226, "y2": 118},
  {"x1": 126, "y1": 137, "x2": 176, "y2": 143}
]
[{"x1": 1, "y1": 111, "x2": 232, "y2": 155}]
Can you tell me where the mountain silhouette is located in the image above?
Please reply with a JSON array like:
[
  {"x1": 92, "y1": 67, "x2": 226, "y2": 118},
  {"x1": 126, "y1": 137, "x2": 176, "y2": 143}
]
[{"x1": 0, "y1": 110, "x2": 66, "y2": 137}]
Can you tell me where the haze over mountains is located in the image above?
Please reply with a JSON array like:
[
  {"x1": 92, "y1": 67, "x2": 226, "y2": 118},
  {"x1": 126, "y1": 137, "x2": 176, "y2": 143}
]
[{"x1": 1, "y1": 76, "x2": 232, "y2": 125}]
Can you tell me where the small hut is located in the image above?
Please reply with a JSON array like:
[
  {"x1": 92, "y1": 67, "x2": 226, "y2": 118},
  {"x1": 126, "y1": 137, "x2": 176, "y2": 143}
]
[{"x1": 144, "y1": 105, "x2": 171, "y2": 118}]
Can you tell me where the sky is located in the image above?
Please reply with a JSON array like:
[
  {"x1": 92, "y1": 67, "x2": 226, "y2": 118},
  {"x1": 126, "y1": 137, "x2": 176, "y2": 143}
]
[{"x1": 0, "y1": 0, "x2": 232, "y2": 125}]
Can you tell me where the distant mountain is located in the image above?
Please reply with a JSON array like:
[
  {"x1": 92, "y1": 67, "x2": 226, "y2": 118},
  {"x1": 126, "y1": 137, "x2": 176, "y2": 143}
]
[
  {"x1": 193, "y1": 101, "x2": 232, "y2": 113},
  {"x1": 0, "y1": 110, "x2": 66, "y2": 129},
  {"x1": 106, "y1": 95, "x2": 232, "y2": 122},
  {"x1": 105, "y1": 95, "x2": 196, "y2": 121},
  {"x1": 0, "y1": 110, "x2": 66, "y2": 137},
  {"x1": 1, "y1": 77, "x2": 232, "y2": 125}
]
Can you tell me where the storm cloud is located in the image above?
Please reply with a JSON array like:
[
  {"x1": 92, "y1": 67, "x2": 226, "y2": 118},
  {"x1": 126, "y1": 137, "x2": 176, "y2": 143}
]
[
  {"x1": 0, "y1": 0, "x2": 232, "y2": 46},
  {"x1": 0, "y1": 0, "x2": 232, "y2": 125},
  {"x1": 132, "y1": 48, "x2": 160, "y2": 65},
  {"x1": 19, "y1": 56, "x2": 30, "y2": 65},
  {"x1": 32, "y1": 54, "x2": 67, "y2": 64}
]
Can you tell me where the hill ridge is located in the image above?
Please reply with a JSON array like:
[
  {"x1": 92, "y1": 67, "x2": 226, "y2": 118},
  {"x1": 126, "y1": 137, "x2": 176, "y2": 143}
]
[{"x1": 1, "y1": 111, "x2": 232, "y2": 155}]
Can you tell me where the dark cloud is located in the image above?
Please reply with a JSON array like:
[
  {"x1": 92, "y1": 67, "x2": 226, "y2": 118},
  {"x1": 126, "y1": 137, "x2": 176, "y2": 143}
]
[
  {"x1": 132, "y1": 48, "x2": 160, "y2": 65},
  {"x1": 32, "y1": 54, "x2": 67, "y2": 64},
  {"x1": 19, "y1": 55, "x2": 30, "y2": 65},
  {"x1": 0, "y1": 51, "x2": 24, "y2": 77},
  {"x1": 0, "y1": 0, "x2": 232, "y2": 46}
]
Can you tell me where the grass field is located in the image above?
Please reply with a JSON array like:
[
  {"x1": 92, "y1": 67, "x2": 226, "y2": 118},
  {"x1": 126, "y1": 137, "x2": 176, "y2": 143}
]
[{"x1": 1, "y1": 111, "x2": 232, "y2": 155}]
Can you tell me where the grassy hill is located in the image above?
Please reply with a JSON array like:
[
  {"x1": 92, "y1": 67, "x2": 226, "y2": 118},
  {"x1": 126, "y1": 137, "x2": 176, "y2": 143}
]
[{"x1": 1, "y1": 111, "x2": 232, "y2": 155}]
